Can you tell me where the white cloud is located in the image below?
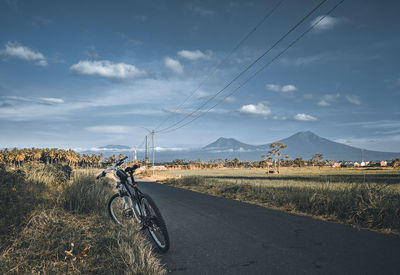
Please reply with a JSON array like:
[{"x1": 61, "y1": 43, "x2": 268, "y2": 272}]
[
  {"x1": 223, "y1": 96, "x2": 236, "y2": 103},
  {"x1": 280, "y1": 55, "x2": 322, "y2": 66},
  {"x1": 266, "y1": 84, "x2": 297, "y2": 95},
  {"x1": 318, "y1": 94, "x2": 340, "y2": 107},
  {"x1": 318, "y1": 99, "x2": 331, "y2": 107},
  {"x1": 37, "y1": 60, "x2": 48, "y2": 67},
  {"x1": 0, "y1": 76, "x2": 215, "y2": 121},
  {"x1": 273, "y1": 115, "x2": 287, "y2": 121},
  {"x1": 266, "y1": 84, "x2": 281, "y2": 92},
  {"x1": 154, "y1": 146, "x2": 188, "y2": 152},
  {"x1": 281, "y1": 85, "x2": 297, "y2": 93},
  {"x1": 294, "y1": 113, "x2": 317, "y2": 121},
  {"x1": 311, "y1": 15, "x2": 343, "y2": 32},
  {"x1": 164, "y1": 57, "x2": 184, "y2": 74},
  {"x1": 70, "y1": 60, "x2": 147, "y2": 80},
  {"x1": 40, "y1": 97, "x2": 64, "y2": 104},
  {"x1": 85, "y1": 125, "x2": 133, "y2": 135},
  {"x1": 239, "y1": 103, "x2": 272, "y2": 117},
  {"x1": 2, "y1": 96, "x2": 64, "y2": 105},
  {"x1": 345, "y1": 95, "x2": 361, "y2": 105},
  {"x1": 177, "y1": 50, "x2": 211, "y2": 61},
  {"x1": 2, "y1": 42, "x2": 47, "y2": 66}
]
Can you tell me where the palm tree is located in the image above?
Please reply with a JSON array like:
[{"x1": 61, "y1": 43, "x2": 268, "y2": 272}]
[{"x1": 15, "y1": 150, "x2": 25, "y2": 167}]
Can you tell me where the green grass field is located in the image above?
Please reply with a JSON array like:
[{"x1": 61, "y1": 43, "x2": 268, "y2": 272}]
[{"x1": 150, "y1": 167, "x2": 400, "y2": 233}]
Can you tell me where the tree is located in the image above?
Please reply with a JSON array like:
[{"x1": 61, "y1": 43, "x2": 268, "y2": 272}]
[
  {"x1": 392, "y1": 158, "x2": 400, "y2": 168},
  {"x1": 118, "y1": 154, "x2": 125, "y2": 160},
  {"x1": 312, "y1": 153, "x2": 324, "y2": 167},
  {"x1": 172, "y1": 159, "x2": 185, "y2": 166},
  {"x1": 268, "y1": 142, "x2": 287, "y2": 174},
  {"x1": 232, "y1": 158, "x2": 240, "y2": 168},
  {"x1": 261, "y1": 154, "x2": 273, "y2": 170},
  {"x1": 293, "y1": 158, "x2": 304, "y2": 167}
]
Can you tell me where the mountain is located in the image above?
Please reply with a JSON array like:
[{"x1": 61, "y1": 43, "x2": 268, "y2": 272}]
[
  {"x1": 200, "y1": 131, "x2": 400, "y2": 161},
  {"x1": 275, "y1": 131, "x2": 400, "y2": 161},
  {"x1": 78, "y1": 132, "x2": 400, "y2": 162},
  {"x1": 203, "y1": 137, "x2": 258, "y2": 151},
  {"x1": 97, "y1": 145, "x2": 131, "y2": 150}
]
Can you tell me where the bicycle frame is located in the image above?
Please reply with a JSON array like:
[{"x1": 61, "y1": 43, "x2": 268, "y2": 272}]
[{"x1": 99, "y1": 158, "x2": 170, "y2": 252}]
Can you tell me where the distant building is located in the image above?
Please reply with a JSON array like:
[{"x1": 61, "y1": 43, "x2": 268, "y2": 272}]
[
  {"x1": 380, "y1": 161, "x2": 387, "y2": 167},
  {"x1": 333, "y1": 162, "x2": 341, "y2": 168},
  {"x1": 153, "y1": 165, "x2": 167, "y2": 170},
  {"x1": 354, "y1": 162, "x2": 360, "y2": 167},
  {"x1": 360, "y1": 161, "x2": 367, "y2": 167}
]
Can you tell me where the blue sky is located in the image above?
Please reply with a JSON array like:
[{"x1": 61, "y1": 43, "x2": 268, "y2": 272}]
[{"x1": 1, "y1": 0, "x2": 400, "y2": 152}]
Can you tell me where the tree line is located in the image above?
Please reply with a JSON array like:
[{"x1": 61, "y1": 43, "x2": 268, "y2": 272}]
[{"x1": 0, "y1": 148, "x2": 127, "y2": 168}]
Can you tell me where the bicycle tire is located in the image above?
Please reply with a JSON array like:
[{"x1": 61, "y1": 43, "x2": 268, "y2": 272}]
[
  {"x1": 108, "y1": 193, "x2": 142, "y2": 225},
  {"x1": 140, "y1": 194, "x2": 170, "y2": 252}
]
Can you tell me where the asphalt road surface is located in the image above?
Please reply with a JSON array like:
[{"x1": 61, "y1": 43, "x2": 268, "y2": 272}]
[{"x1": 136, "y1": 180, "x2": 400, "y2": 275}]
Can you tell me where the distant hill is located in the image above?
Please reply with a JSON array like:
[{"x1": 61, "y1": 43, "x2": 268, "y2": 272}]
[
  {"x1": 274, "y1": 131, "x2": 400, "y2": 161},
  {"x1": 203, "y1": 137, "x2": 258, "y2": 151},
  {"x1": 97, "y1": 145, "x2": 131, "y2": 150},
  {"x1": 79, "y1": 132, "x2": 400, "y2": 162},
  {"x1": 199, "y1": 131, "x2": 400, "y2": 161}
]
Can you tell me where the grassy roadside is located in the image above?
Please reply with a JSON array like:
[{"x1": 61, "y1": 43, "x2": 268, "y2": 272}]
[
  {"x1": 149, "y1": 167, "x2": 400, "y2": 234},
  {"x1": 0, "y1": 164, "x2": 166, "y2": 274}
]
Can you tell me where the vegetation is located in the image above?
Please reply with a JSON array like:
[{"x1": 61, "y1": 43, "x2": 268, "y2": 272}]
[
  {"x1": 155, "y1": 167, "x2": 400, "y2": 233},
  {"x1": 262, "y1": 142, "x2": 288, "y2": 174},
  {"x1": 0, "y1": 148, "x2": 130, "y2": 168},
  {"x1": 0, "y1": 164, "x2": 166, "y2": 274}
]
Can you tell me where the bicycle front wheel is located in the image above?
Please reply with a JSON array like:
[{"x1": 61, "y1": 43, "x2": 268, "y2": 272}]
[
  {"x1": 108, "y1": 194, "x2": 142, "y2": 225},
  {"x1": 141, "y1": 194, "x2": 170, "y2": 252}
]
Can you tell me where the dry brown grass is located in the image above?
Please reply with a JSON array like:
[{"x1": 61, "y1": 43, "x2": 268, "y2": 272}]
[
  {"x1": 0, "y1": 164, "x2": 166, "y2": 274},
  {"x1": 0, "y1": 209, "x2": 165, "y2": 274}
]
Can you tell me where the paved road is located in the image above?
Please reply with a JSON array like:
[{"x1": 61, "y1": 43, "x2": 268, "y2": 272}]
[{"x1": 136, "y1": 180, "x2": 400, "y2": 275}]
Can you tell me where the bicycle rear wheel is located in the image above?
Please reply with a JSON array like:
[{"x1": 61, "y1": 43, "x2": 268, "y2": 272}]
[
  {"x1": 140, "y1": 194, "x2": 170, "y2": 252},
  {"x1": 108, "y1": 194, "x2": 141, "y2": 225}
]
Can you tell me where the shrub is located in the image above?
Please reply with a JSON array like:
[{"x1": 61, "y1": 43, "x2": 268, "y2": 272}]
[
  {"x1": 0, "y1": 209, "x2": 166, "y2": 274},
  {"x1": 0, "y1": 165, "x2": 48, "y2": 250},
  {"x1": 62, "y1": 171, "x2": 112, "y2": 215}
]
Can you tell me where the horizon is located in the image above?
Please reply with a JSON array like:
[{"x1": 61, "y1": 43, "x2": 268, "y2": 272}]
[
  {"x1": 1, "y1": 0, "x2": 400, "y2": 152},
  {"x1": 2, "y1": 131, "x2": 400, "y2": 154}
]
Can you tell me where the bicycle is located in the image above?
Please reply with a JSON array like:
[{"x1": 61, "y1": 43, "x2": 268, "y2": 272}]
[{"x1": 96, "y1": 156, "x2": 170, "y2": 252}]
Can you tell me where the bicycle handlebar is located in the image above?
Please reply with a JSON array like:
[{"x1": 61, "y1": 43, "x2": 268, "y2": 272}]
[
  {"x1": 96, "y1": 156, "x2": 129, "y2": 180},
  {"x1": 115, "y1": 156, "x2": 128, "y2": 166}
]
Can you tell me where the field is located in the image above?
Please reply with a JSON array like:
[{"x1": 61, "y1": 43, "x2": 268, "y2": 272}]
[
  {"x1": 0, "y1": 164, "x2": 166, "y2": 274},
  {"x1": 148, "y1": 167, "x2": 400, "y2": 233}
]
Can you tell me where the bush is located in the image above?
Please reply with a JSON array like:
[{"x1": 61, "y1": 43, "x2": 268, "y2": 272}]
[
  {"x1": 22, "y1": 163, "x2": 72, "y2": 185},
  {"x1": 62, "y1": 171, "x2": 112, "y2": 215},
  {"x1": 0, "y1": 209, "x2": 165, "y2": 274},
  {"x1": 0, "y1": 165, "x2": 48, "y2": 250},
  {"x1": 0, "y1": 165, "x2": 166, "y2": 274}
]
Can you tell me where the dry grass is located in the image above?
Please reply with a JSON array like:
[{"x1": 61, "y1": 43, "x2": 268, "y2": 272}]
[
  {"x1": 0, "y1": 164, "x2": 166, "y2": 274},
  {"x1": 0, "y1": 209, "x2": 165, "y2": 274},
  {"x1": 156, "y1": 167, "x2": 400, "y2": 233}
]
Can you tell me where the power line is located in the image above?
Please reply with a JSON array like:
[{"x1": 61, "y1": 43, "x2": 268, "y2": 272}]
[
  {"x1": 154, "y1": 0, "x2": 286, "y2": 131},
  {"x1": 158, "y1": 0, "x2": 345, "y2": 135},
  {"x1": 156, "y1": 0, "x2": 329, "y2": 134}
]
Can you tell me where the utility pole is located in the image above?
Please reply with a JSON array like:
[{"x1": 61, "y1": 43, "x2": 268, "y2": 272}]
[
  {"x1": 145, "y1": 135, "x2": 148, "y2": 164},
  {"x1": 152, "y1": 130, "x2": 155, "y2": 176},
  {"x1": 139, "y1": 126, "x2": 155, "y2": 175},
  {"x1": 134, "y1": 145, "x2": 137, "y2": 164}
]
